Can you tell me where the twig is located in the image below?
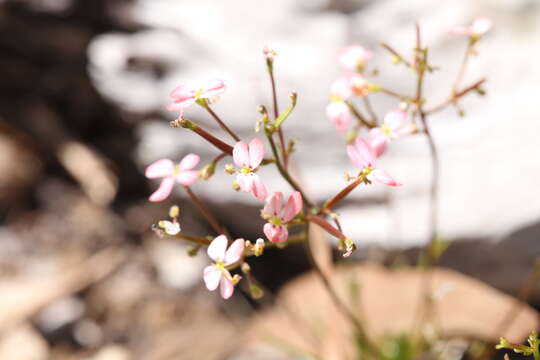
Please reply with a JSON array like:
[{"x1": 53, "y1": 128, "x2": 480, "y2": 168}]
[
  {"x1": 380, "y1": 42, "x2": 412, "y2": 68},
  {"x1": 202, "y1": 103, "x2": 240, "y2": 142},
  {"x1": 425, "y1": 78, "x2": 486, "y2": 114},
  {"x1": 183, "y1": 185, "x2": 230, "y2": 238}
]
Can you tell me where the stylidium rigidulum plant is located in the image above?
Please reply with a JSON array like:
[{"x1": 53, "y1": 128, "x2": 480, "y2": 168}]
[{"x1": 145, "y1": 18, "x2": 492, "y2": 356}]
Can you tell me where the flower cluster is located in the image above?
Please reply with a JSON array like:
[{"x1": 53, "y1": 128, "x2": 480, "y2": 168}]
[{"x1": 142, "y1": 18, "x2": 490, "y2": 300}]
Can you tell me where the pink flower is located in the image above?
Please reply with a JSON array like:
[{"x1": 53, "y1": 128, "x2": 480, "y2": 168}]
[
  {"x1": 450, "y1": 17, "x2": 492, "y2": 38},
  {"x1": 339, "y1": 45, "x2": 373, "y2": 72},
  {"x1": 166, "y1": 79, "x2": 226, "y2": 113},
  {"x1": 145, "y1": 154, "x2": 200, "y2": 202},
  {"x1": 203, "y1": 235, "x2": 244, "y2": 299},
  {"x1": 347, "y1": 137, "x2": 401, "y2": 187},
  {"x1": 368, "y1": 109, "x2": 416, "y2": 157},
  {"x1": 261, "y1": 191, "x2": 303, "y2": 243},
  {"x1": 232, "y1": 138, "x2": 267, "y2": 200},
  {"x1": 326, "y1": 102, "x2": 352, "y2": 133}
]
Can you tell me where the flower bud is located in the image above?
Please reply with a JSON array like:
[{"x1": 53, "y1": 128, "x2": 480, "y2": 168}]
[
  {"x1": 254, "y1": 238, "x2": 265, "y2": 256},
  {"x1": 249, "y1": 284, "x2": 264, "y2": 299},
  {"x1": 224, "y1": 164, "x2": 236, "y2": 174},
  {"x1": 391, "y1": 55, "x2": 401, "y2": 64},
  {"x1": 187, "y1": 245, "x2": 201, "y2": 257},
  {"x1": 200, "y1": 162, "x2": 216, "y2": 180},
  {"x1": 232, "y1": 180, "x2": 240, "y2": 191},
  {"x1": 169, "y1": 205, "x2": 180, "y2": 218}
]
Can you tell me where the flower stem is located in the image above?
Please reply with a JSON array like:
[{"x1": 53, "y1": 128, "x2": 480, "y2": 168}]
[
  {"x1": 321, "y1": 178, "x2": 362, "y2": 213},
  {"x1": 201, "y1": 103, "x2": 240, "y2": 142},
  {"x1": 425, "y1": 78, "x2": 486, "y2": 114},
  {"x1": 266, "y1": 57, "x2": 289, "y2": 168},
  {"x1": 178, "y1": 119, "x2": 234, "y2": 154},
  {"x1": 183, "y1": 185, "x2": 230, "y2": 238}
]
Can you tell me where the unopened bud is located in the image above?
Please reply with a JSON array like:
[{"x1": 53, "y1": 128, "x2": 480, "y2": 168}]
[
  {"x1": 231, "y1": 274, "x2": 242, "y2": 285},
  {"x1": 367, "y1": 83, "x2": 382, "y2": 92},
  {"x1": 249, "y1": 284, "x2": 264, "y2": 299},
  {"x1": 158, "y1": 220, "x2": 181, "y2": 235},
  {"x1": 200, "y1": 162, "x2": 216, "y2": 180},
  {"x1": 391, "y1": 55, "x2": 401, "y2": 64},
  {"x1": 263, "y1": 45, "x2": 277, "y2": 60},
  {"x1": 232, "y1": 181, "x2": 240, "y2": 191},
  {"x1": 289, "y1": 92, "x2": 298, "y2": 106},
  {"x1": 254, "y1": 238, "x2": 265, "y2": 256},
  {"x1": 475, "y1": 87, "x2": 486, "y2": 96},
  {"x1": 346, "y1": 129, "x2": 358, "y2": 144},
  {"x1": 224, "y1": 164, "x2": 235, "y2": 174},
  {"x1": 187, "y1": 245, "x2": 201, "y2": 257},
  {"x1": 169, "y1": 205, "x2": 180, "y2": 218}
]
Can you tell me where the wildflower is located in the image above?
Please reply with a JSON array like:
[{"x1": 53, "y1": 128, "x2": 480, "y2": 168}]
[
  {"x1": 261, "y1": 191, "x2": 302, "y2": 243},
  {"x1": 368, "y1": 109, "x2": 416, "y2": 157},
  {"x1": 347, "y1": 137, "x2": 401, "y2": 186},
  {"x1": 232, "y1": 138, "x2": 267, "y2": 200},
  {"x1": 450, "y1": 17, "x2": 492, "y2": 39},
  {"x1": 339, "y1": 45, "x2": 373, "y2": 72},
  {"x1": 326, "y1": 77, "x2": 352, "y2": 132},
  {"x1": 203, "y1": 235, "x2": 244, "y2": 299},
  {"x1": 145, "y1": 154, "x2": 200, "y2": 202},
  {"x1": 166, "y1": 79, "x2": 226, "y2": 113}
]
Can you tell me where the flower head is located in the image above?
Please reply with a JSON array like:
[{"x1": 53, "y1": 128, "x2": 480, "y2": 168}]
[
  {"x1": 450, "y1": 17, "x2": 492, "y2": 39},
  {"x1": 347, "y1": 137, "x2": 401, "y2": 187},
  {"x1": 339, "y1": 45, "x2": 373, "y2": 72},
  {"x1": 166, "y1": 79, "x2": 226, "y2": 113},
  {"x1": 145, "y1": 154, "x2": 200, "y2": 202},
  {"x1": 232, "y1": 138, "x2": 267, "y2": 200},
  {"x1": 261, "y1": 191, "x2": 302, "y2": 243},
  {"x1": 203, "y1": 235, "x2": 244, "y2": 299},
  {"x1": 368, "y1": 109, "x2": 416, "y2": 157}
]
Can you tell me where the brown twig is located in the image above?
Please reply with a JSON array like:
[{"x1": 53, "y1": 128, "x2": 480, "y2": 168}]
[
  {"x1": 320, "y1": 178, "x2": 362, "y2": 214},
  {"x1": 425, "y1": 78, "x2": 486, "y2": 114},
  {"x1": 183, "y1": 185, "x2": 229, "y2": 238},
  {"x1": 202, "y1": 103, "x2": 240, "y2": 142},
  {"x1": 380, "y1": 42, "x2": 412, "y2": 68},
  {"x1": 177, "y1": 119, "x2": 234, "y2": 155}
]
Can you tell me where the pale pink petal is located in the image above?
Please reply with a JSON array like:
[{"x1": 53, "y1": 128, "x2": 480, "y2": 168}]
[
  {"x1": 149, "y1": 177, "x2": 175, "y2": 202},
  {"x1": 263, "y1": 223, "x2": 289, "y2": 243},
  {"x1": 179, "y1": 153, "x2": 200, "y2": 171},
  {"x1": 471, "y1": 17, "x2": 492, "y2": 35},
  {"x1": 251, "y1": 174, "x2": 267, "y2": 200},
  {"x1": 449, "y1": 26, "x2": 471, "y2": 35},
  {"x1": 330, "y1": 77, "x2": 352, "y2": 99},
  {"x1": 166, "y1": 101, "x2": 187, "y2": 113},
  {"x1": 326, "y1": 102, "x2": 351, "y2": 133},
  {"x1": 207, "y1": 235, "x2": 228, "y2": 262},
  {"x1": 384, "y1": 109, "x2": 408, "y2": 131},
  {"x1": 170, "y1": 85, "x2": 195, "y2": 101},
  {"x1": 248, "y1": 138, "x2": 265, "y2": 168},
  {"x1": 263, "y1": 192, "x2": 283, "y2": 218},
  {"x1": 347, "y1": 145, "x2": 364, "y2": 169},
  {"x1": 347, "y1": 137, "x2": 375, "y2": 169},
  {"x1": 233, "y1": 141, "x2": 250, "y2": 168},
  {"x1": 224, "y1": 238, "x2": 245, "y2": 266},
  {"x1": 145, "y1": 159, "x2": 174, "y2": 179},
  {"x1": 339, "y1": 45, "x2": 373, "y2": 72},
  {"x1": 369, "y1": 169, "x2": 401, "y2": 187},
  {"x1": 162, "y1": 220, "x2": 180, "y2": 235},
  {"x1": 219, "y1": 275, "x2": 235, "y2": 299},
  {"x1": 393, "y1": 122, "x2": 417, "y2": 137},
  {"x1": 201, "y1": 79, "x2": 226, "y2": 99},
  {"x1": 236, "y1": 173, "x2": 253, "y2": 193},
  {"x1": 368, "y1": 128, "x2": 389, "y2": 158},
  {"x1": 203, "y1": 265, "x2": 221, "y2": 291},
  {"x1": 175, "y1": 170, "x2": 199, "y2": 186},
  {"x1": 282, "y1": 192, "x2": 302, "y2": 223}
]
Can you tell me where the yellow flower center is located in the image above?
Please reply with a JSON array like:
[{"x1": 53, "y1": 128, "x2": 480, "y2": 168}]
[
  {"x1": 269, "y1": 216, "x2": 283, "y2": 226},
  {"x1": 240, "y1": 167, "x2": 252, "y2": 174},
  {"x1": 381, "y1": 124, "x2": 393, "y2": 136}
]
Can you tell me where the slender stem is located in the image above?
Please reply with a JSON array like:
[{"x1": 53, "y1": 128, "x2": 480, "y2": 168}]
[
  {"x1": 321, "y1": 178, "x2": 362, "y2": 213},
  {"x1": 183, "y1": 186, "x2": 229, "y2": 238},
  {"x1": 305, "y1": 215, "x2": 347, "y2": 240},
  {"x1": 267, "y1": 59, "x2": 288, "y2": 168},
  {"x1": 362, "y1": 96, "x2": 378, "y2": 124},
  {"x1": 178, "y1": 119, "x2": 234, "y2": 154},
  {"x1": 379, "y1": 87, "x2": 406, "y2": 99},
  {"x1": 302, "y1": 223, "x2": 380, "y2": 358},
  {"x1": 425, "y1": 78, "x2": 486, "y2": 114},
  {"x1": 202, "y1": 104, "x2": 240, "y2": 142},
  {"x1": 345, "y1": 101, "x2": 376, "y2": 128},
  {"x1": 266, "y1": 131, "x2": 315, "y2": 208},
  {"x1": 452, "y1": 41, "x2": 473, "y2": 94},
  {"x1": 170, "y1": 233, "x2": 211, "y2": 245},
  {"x1": 380, "y1": 42, "x2": 412, "y2": 68}
]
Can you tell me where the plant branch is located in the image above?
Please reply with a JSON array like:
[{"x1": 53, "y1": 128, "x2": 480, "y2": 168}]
[
  {"x1": 201, "y1": 102, "x2": 240, "y2": 142},
  {"x1": 184, "y1": 185, "x2": 229, "y2": 238},
  {"x1": 177, "y1": 119, "x2": 234, "y2": 154}
]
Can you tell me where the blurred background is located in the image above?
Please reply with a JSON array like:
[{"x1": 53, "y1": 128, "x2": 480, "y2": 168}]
[{"x1": 1, "y1": 0, "x2": 540, "y2": 359}]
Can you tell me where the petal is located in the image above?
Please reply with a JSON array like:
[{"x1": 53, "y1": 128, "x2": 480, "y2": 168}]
[
  {"x1": 149, "y1": 177, "x2": 175, "y2": 202},
  {"x1": 162, "y1": 220, "x2": 180, "y2": 235},
  {"x1": 179, "y1": 153, "x2": 200, "y2": 171},
  {"x1": 248, "y1": 138, "x2": 265, "y2": 168},
  {"x1": 201, "y1": 79, "x2": 226, "y2": 99},
  {"x1": 471, "y1": 17, "x2": 492, "y2": 35},
  {"x1": 170, "y1": 85, "x2": 195, "y2": 101},
  {"x1": 338, "y1": 45, "x2": 373, "y2": 71},
  {"x1": 393, "y1": 122, "x2": 417, "y2": 137},
  {"x1": 370, "y1": 169, "x2": 402, "y2": 187},
  {"x1": 330, "y1": 77, "x2": 352, "y2": 99},
  {"x1": 326, "y1": 102, "x2": 351, "y2": 133},
  {"x1": 219, "y1": 274, "x2": 235, "y2": 299},
  {"x1": 236, "y1": 173, "x2": 253, "y2": 193},
  {"x1": 384, "y1": 109, "x2": 408, "y2": 131},
  {"x1": 251, "y1": 174, "x2": 267, "y2": 200},
  {"x1": 263, "y1": 223, "x2": 289, "y2": 243},
  {"x1": 145, "y1": 159, "x2": 174, "y2": 179},
  {"x1": 449, "y1": 26, "x2": 471, "y2": 35},
  {"x1": 354, "y1": 136, "x2": 376, "y2": 167},
  {"x1": 224, "y1": 238, "x2": 245, "y2": 266},
  {"x1": 207, "y1": 235, "x2": 228, "y2": 262},
  {"x1": 368, "y1": 128, "x2": 388, "y2": 158},
  {"x1": 203, "y1": 265, "x2": 221, "y2": 291},
  {"x1": 233, "y1": 141, "x2": 250, "y2": 168},
  {"x1": 175, "y1": 170, "x2": 199, "y2": 186},
  {"x1": 262, "y1": 192, "x2": 283, "y2": 218},
  {"x1": 282, "y1": 192, "x2": 302, "y2": 223},
  {"x1": 166, "y1": 101, "x2": 187, "y2": 113}
]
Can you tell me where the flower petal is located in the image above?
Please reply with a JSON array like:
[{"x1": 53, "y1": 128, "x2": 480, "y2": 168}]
[
  {"x1": 170, "y1": 85, "x2": 194, "y2": 101},
  {"x1": 149, "y1": 177, "x2": 175, "y2": 202},
  {"x1": 236, "y1": 173, "x2": 253, "y2": 193},
  {"x1": 224, "y1": 238, "x2": 245, "y2": 266},
  {"x1": 471, "y1": 17, "x2": 492, "y2": 35},
  {"x1": 330, "y1": 77, "x2": 352, "y2": 99},
  {"x1": 207, "y1": 234, "x2": 228, "y2": 262},
  {"x1": 201, "y1": 79, "x2": 226, "y2": 99},
  {"x1": 263, "y1": 223, "x2": 289, "y2": 243},
  {"x1": 175, "y1": 170, "x2": 199, "y2": 186},
  {"x1": 338, "y1": 45, "x2": 373, "y2": 72},
  {"x1": 354, "y1": 136, "x2": 376, "y2": 167},
  {"x1": 282, "y1": 192, "x2": 302, "y2": 223},
  {"x1": 145, "y1": 159, "x2": 174, "y2": 179},
  {"x1": 219, "y1": 274, "x2": 235, "y2": 299},
  {"x1": 162, "y1": 220, "x2": 180, "y2": 235},
  {"x1": 326, "y1": 102, "x2": 351, "y2": 133},
  {"x1": 179, "y1": 153, "x2": 200, "y2": 171},
  {"x1": 166, "y1": 101, "x2": 187, "y2": 113},
  {"x1": 263, "y1": 192, "x2": 283, "y2": 218},
  {"x1": 248, "y1": 138, "x2": 265, "y2": 168},
  {"x1": 368, "y1": 128, "x2": 388, "y2": 158},
  {"x1": 203, "y1": 265, "x2": 221, "y2": 291},
  {"x1": 251, "y1": 174, "x2": 267, "y2": 200},
  {"x1": 370, "y1": 169, "x2": 401, "y2": 187},
  {"x1": 384, "y1": 109, "x2": 408, "y2": 131},
  {"x1": 233, "y1": 141, "x2": 250, "y2": 168}
]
